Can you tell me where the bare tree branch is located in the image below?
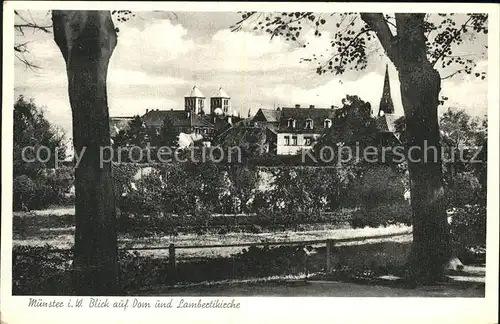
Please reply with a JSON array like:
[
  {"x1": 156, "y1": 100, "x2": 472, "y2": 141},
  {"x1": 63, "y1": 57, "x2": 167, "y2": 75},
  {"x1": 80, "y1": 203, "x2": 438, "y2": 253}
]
[
  {"x1": 360, "y1": 13, "x2": 399, "y2": 64},
  {"x1": 14, "y1": 10, "x2": 53, "y2": 68},
  {"x1": 441, "y1": 69, "x2": 466, "y2": 80}
]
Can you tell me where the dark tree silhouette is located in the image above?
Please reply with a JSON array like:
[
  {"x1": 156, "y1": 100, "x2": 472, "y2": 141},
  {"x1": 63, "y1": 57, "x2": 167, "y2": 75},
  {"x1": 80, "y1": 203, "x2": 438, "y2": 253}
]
[{"x1": 51, "y1": 10, "x2": 119, "y2": 295}]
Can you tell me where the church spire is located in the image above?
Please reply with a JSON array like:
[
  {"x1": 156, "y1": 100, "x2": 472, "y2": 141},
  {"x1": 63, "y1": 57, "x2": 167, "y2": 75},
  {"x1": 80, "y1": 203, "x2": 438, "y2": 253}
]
[{"x1": 378, "y1": 64, "x2": 395, "y2": 116}]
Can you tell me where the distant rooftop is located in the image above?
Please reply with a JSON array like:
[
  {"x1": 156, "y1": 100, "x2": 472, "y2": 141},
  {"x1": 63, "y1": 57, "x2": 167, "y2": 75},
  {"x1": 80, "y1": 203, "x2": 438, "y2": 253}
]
[
  {"x1": 375, "y1": 113, "x2": 403, "y2": 133},
  {"x1": 212, "y1": 87, "x2": 230, "y2": 98},
  {"x1": 186, "y1": 86, "x2": 205, "y2": 98}
]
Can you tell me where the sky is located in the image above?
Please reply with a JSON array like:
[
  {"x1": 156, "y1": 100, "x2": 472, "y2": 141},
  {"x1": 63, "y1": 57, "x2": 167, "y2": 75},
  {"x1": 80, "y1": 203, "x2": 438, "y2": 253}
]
[{"x1": 14, "y1": 11, "x2": 489, "y2": 143}]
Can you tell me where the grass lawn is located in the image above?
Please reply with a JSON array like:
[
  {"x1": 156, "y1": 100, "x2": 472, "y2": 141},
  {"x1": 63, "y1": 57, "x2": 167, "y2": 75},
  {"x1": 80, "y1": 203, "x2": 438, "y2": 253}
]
[{"x1": 13, "y1": 208, "x2": 412, "y2": 260}]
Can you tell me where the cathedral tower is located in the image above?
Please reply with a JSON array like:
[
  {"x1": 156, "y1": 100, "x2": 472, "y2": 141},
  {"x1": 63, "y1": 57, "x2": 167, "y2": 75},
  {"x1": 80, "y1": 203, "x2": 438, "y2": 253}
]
[
  {"x1": 185, "y1": 86, "x2": 206, "y2": 115},
  {"x1": 210, "y1": 87, "x2": 231, "y2": 116}
]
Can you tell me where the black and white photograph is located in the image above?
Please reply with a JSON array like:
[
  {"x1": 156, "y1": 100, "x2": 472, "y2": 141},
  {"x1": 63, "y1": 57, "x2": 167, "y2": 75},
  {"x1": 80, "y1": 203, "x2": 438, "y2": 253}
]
[{"x1": 2, "y1": 2, "x2": 499, "y2": 324}]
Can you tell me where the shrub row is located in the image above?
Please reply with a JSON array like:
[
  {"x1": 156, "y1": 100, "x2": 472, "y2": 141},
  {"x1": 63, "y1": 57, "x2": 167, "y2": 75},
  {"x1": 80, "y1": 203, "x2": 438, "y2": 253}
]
[
  {"x1": 350, "y1": 203, "x2": 412, "y2": 228},
  {"x1": 12, "y1": 244, "x2": 321, "y2": 295},
  {"x1": 13, "y1": 167, "x2": 75, "y2": 211}
]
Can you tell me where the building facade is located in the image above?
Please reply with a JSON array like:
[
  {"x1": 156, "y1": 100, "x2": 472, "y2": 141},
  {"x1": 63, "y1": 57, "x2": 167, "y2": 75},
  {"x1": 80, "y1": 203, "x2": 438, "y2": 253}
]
[
  {"x1": 250, "y1": 105, "x2": 344, "y2": 155},
  {"x1": 274, "y1": 105, "x2": 343, "y2": 155}
]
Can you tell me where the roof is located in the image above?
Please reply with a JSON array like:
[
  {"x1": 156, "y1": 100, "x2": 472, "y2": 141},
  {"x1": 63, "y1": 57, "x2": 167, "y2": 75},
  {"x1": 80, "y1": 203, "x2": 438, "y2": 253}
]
[
  {"x1": 253, "y1": 109, "x2": 282, "y2": 123},
  {"x1": 142, "y1": 109, "x2": 214, "y2": 129},
  {"x1": 375, "y1": 113, "x2": 402, "y2": 133},
  {"x1": 186, "y1": 86, "x2": 205, "y2": 98},
  {"x1": 215, "y1": 118, "x2": 274, "y2": 148},
  {"x1": 276, "y1": 107, "x2": 344, "y2": 133},
  {"x1": 109, "y1": 116, "x2": 134, "y2": 137},
  {"x1": 215, "y1": 117, "x2": 254, "y2": 140},
  {"x1": 212, "y1": 87, "x2": 230, "y2": 98}
]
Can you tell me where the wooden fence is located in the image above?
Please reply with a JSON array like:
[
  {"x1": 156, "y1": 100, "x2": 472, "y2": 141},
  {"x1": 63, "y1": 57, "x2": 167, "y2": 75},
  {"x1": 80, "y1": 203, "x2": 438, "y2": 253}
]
[
  {"x1": 16, "y1": 230, "x2": 412, "y2": 282},
  {"x1": 122, "y1": 231, "x2": 412, "y2": 279}
]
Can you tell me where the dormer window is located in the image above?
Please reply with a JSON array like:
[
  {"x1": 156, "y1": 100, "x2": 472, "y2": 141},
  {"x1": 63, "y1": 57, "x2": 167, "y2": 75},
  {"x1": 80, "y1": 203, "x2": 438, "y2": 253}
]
[
  {"x1": 305, "y1": 118, "x2": 313, "y2": 130},
  {"x1": 287, "y1": 118, "x2": 296, "y2": 128},
  {"x1": 324, "y1": 119, "x2": 332, "y2": 129}
]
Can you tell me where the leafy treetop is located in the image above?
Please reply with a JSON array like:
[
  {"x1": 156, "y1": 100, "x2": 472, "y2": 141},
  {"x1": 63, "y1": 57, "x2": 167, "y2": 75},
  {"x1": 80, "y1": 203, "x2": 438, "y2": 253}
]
[{"x1": 231, "y1": 12, "x2": 488, "y2": 80}]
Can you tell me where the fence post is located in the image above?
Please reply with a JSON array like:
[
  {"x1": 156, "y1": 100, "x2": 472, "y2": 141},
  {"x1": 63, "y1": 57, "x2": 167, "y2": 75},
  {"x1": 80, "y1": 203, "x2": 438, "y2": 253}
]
[
  {"x1": 326, "y1": 239, "x2": 333, "y2": 272},
  {"x1": 169, "y1": 243, "x2": 176, "y2": 282}
]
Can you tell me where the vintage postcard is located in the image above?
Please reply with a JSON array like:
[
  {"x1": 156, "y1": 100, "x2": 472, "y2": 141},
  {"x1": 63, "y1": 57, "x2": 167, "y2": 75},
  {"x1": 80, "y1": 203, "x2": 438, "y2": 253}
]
[{"x1": 1, "y1": 1, "x2": 499, "y2": 324}]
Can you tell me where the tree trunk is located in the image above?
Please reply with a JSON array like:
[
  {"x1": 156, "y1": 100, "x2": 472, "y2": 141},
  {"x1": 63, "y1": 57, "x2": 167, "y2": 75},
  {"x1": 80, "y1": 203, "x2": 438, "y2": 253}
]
[
  {"x1": 395, "y1": 14, "x2": 451, "y2": 283},
  {"x1": 52, "y1": 10, "x2": 118, "y2": 295}
]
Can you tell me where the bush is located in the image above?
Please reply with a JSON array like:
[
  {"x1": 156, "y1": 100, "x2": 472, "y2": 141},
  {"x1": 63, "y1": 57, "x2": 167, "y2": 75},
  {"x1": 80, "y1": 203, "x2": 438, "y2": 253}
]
[
  {"x1": 350, "y1": 203, "x2": 412, "y2": 228},
  {"x1": 12, "y1": 245, "x2": 74, "y2": 295},
  {"x1": 118, "y1": 190, "x2": 161, "y2": 217},
  {"x1": 13, "y1": 244, "x2": 318, "y2": 295},
  {"x1": 445, "y1": 172, "x2": 483, "y2": 208},
  {"x1": 44, "y1": 166, "x2": 75, "y2": 205},
  {"x1": 449, "y1": 204, "x2": 486, "y2": 263},
  {"x1": 13, "y1": 175, "x2": 36, "y2": 210},
  {"x1": 13, "y1": 175, "x2": 57, "y2": 211}
]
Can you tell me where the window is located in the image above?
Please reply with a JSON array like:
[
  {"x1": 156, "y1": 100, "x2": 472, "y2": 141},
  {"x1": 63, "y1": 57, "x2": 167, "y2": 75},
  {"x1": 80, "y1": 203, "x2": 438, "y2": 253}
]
[
  {"x1": 292, "y1": 136, "x2": 297, "y2": 146},
  {"x1": 284, "y1": 136, "x2": 290, "y2": 146},
  {"x1": 198, "y1": 99, "x2": 204, "y2": 109},
  {"x1": 324, "y1": 119, "x2": 332, "y2": 128},
  {"x1": 287, "y1": 118, "x2": 295, "y2": 128},
  {"x1": 305, "y1": 118, "x2": 313, "y2": 129},
  {"x1": 304, "y1": 137, "x2": 312, "y2": 146}
]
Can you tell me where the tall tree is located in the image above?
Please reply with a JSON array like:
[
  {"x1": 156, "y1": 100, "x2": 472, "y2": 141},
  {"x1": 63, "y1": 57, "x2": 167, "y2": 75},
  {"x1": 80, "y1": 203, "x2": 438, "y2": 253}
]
[
  {"x1": 13, "y1": 95, "x2": 66, "y2": 178},
  {"x1": 159, "y1": 115, "x2": 179, "y2": 148},
  {"x1": 234, "y1": 12, "x2": 488, "y2": 283},
  {"x1": 314, "y1": 95, "x2": 377, "y2": 153},
  {"x1": 123, "y1": 115, "x2": 150, "y2": 147},
  {"x1": 52, "y1": 10, "x2": 118, "y2": 295}
]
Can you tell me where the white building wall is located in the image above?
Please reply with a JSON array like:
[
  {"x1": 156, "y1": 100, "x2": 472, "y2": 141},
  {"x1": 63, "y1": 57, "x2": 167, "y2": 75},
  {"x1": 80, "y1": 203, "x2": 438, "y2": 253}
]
[{"x1": 276, "y1": 133, "x2": 321, "y2": 155}]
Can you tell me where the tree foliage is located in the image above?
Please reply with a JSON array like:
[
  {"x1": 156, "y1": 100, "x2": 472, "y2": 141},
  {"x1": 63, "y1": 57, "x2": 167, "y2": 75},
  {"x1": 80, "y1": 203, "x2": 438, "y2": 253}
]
[
  {"x1": 232, "y1": 12, "x2": 487, "y2": 79},
  {"x1": 158, "y1": 115, "x2": 179, "y2": 147},
  {"x1": 13, "y1": 95, "x2": 66, "y2": 178},
  {"x1": 316, "y1": 94, "x2": 376, "y2": 149}
]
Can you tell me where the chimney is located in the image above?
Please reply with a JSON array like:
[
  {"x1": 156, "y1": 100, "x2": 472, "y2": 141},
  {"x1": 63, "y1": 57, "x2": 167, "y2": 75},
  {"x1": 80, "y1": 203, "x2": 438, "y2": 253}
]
[
  {"x1": 331, "y1": 105, "x2": 335, "y2": 109},
  {"x1": 171, "y1": 109, "x2": 173, "y2": 111},
  {"x1": 309, "y1": 105, "x2": 315, "y2": 109},
  {"x1": 295, "y1": 104, "x2": 300, "y2": 108},
  {"x1": 146, "y1": 109, "x2": 149, "y2": 114}
]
